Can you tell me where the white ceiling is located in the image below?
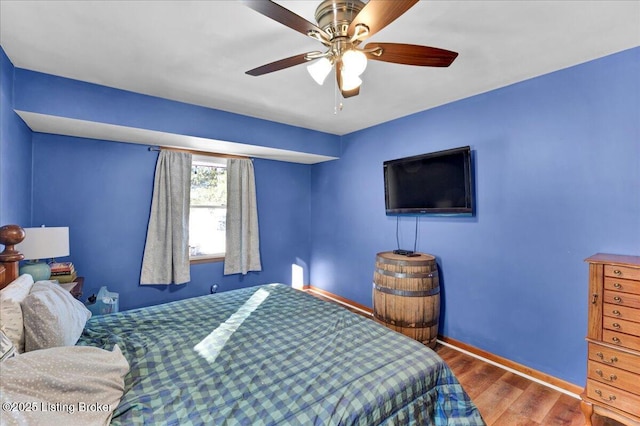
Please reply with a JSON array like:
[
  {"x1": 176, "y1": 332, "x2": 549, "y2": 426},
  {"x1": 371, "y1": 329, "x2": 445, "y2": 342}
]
[{"x1": 1, "y1": 0, "x2": 639, "y2": 138}]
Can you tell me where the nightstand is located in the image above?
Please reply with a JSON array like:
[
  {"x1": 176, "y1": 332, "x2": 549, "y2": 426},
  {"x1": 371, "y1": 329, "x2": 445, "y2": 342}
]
[{"x1": 69, "y1": 276, "x2": 84, "y2": 300}]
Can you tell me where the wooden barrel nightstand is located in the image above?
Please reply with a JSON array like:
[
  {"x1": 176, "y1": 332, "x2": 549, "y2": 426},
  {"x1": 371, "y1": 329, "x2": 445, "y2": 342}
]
[{"x1": 372, "y1": 251, "x2": 440, "y2": 348}]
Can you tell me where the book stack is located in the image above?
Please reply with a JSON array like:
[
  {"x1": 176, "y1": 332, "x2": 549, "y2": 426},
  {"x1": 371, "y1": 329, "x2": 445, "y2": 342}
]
[{"x1": 49, "y1": 262, "x2": 77, "y2": 283}]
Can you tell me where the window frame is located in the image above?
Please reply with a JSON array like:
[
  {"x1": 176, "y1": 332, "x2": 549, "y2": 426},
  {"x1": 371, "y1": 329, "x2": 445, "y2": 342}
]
[{"x1": 189, "y1": 155, "x2": 227, "y2": 264}]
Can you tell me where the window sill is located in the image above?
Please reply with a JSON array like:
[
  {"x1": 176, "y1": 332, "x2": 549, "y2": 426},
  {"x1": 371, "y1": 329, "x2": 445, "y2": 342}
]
[{"x1": 190, "y1": 255, "x2": 225, "y2": 265}]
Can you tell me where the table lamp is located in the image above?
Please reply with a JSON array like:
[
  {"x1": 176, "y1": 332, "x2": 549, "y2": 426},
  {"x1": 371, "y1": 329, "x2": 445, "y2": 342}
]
[{"x1": 16, "y1": 226, "x2": 69, "y2": 281}]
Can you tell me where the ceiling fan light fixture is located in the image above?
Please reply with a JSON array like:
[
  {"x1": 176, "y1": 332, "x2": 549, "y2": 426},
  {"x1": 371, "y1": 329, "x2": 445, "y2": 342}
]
[
  {"x1": 307, "y1": 57, "x2": 333, "y2": 85},
  {"x1": 243, "y1": 0, "x2": 458, "y2": 101},
  {"x1": 340, "y1": 72, "x2": 362, "y2": 91},
  {"x1": 341, "y1": 49, "x2": 367, "y2": 76}
]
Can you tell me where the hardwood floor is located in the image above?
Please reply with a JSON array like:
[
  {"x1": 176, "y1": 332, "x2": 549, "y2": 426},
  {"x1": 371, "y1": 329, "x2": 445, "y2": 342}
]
[
  {"x1": 435, "y1": 343, "x2": 625, "y2": 426},
  {"x1": 436, "y1": 343, "x2": 575, "y2": 425},
  {"x1": 306, "y1": 289, "x2": 625, "y2": 426}
]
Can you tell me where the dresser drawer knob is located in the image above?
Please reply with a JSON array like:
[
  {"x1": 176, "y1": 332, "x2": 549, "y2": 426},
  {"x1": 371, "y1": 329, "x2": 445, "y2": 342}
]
[
  {"x1": 595, "y1": 389, "x2": 616, "y2": 401},
  {"x1": 612, "y1": 310, "x2": 621, "y2": 316},
  {"x1": 612, "y1": 337, "x2": 621, "y2": 344},
  {"x1": 613, "y1": 269, "x2": 622, "y2": 276},
  {"x1": 595, "y1": 369, "x2": 617, "y2": 382},
  {"x1": 613, "y1": 296, "x2": 622, "y2": 303},
  {"x1": 613, "y1": 282, "x2": 622, "y2": 289},
  {"x1": 596, "y1": 352, "x2": 618, "y2": 364},
  {"x1": 612, "y1": 323, "x2": 621, "y2": 329}
]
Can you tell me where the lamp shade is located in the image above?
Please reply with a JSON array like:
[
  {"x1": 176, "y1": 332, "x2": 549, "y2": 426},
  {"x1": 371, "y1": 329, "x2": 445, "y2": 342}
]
[
  {"x1": 340, "y1": 72, "x2": 362, "y2": 91},
  {"x1": 307, "y1": 57, "x2": 333, "y2": 85},
  {"x1": 16, "y1": 227, "x2": 69, "y2": 261},
  {"x1": 341, "y1": 49, "x2": 367, "y2": 77}
]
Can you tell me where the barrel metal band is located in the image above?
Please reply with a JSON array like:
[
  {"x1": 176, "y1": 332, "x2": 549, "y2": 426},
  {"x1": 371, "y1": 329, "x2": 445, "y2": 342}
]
[
  {"x1": 376, "y1": 256, "x2": 435, "y2": 267},
  {"x1": 372, "y1": 282, "x2": 440, "y2": 297},
  {"x1": 374, "y1": 268, "x2": 439, "y2": 280},
  {"x1": 373, "y1": 312, "x2": 439, "y2": 329}
]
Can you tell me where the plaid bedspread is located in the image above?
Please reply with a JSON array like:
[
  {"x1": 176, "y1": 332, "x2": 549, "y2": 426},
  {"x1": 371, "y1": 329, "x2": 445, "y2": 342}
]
[{"x1": 78, "y1": 284, "x2": 485, "y2": 425}]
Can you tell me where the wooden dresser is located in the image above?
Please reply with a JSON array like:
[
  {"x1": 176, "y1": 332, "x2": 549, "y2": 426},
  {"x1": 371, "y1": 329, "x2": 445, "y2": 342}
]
[{"x1": 581, "y1": 254, "x2": 640, "y2": 426}]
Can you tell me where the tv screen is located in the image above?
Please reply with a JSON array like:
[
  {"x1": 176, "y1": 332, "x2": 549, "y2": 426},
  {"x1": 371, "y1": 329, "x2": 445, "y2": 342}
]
[{"x1": 384, "y1": 146, "x2": 474, "y2": 215}]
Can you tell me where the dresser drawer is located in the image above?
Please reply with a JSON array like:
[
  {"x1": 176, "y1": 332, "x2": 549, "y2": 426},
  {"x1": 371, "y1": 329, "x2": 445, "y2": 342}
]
[
  {"x1": 588, "y1": 360, "x2": 640, "y2": 395},
  {"x1": 604, "y1": 316, "x2": 640, "y2": 337},
  {"x1": 604, "y1": 303, "x2": 640, "y2": 324},
  {"x1": 586, "y1": 379, "x2": 640, "y2": 416},
  {"x1": 588, "y1": 342, "x2": 640, "y2": 375},
  {"x1": 604, "y1": 290, "x2": 640, "y2": 309},
  {"x1": 603, "y1": 329, "x2": 640, "y2": 351},
  {"x1": 605, "y1": 264, "x2": 640, "y2": 281},
  {"x1": 605, "y1": 277, "x2": 640, "y2": 295}
]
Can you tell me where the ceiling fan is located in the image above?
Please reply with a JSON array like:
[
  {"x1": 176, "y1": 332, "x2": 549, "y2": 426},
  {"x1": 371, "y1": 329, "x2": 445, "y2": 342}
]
[{"x1": 242, "y1": 0, "x2": 458, "y2": 99}]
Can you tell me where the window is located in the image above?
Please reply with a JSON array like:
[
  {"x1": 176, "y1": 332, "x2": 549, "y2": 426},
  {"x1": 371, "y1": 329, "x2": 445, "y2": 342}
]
[{"x1": 189, "y1": 156, "x2": 227, "y2": 261}]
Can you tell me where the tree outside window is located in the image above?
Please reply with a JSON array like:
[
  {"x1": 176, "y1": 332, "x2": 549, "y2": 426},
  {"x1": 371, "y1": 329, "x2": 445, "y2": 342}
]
[{"x1": 189, "y1": 158, "x2": 227, "y2": 260}]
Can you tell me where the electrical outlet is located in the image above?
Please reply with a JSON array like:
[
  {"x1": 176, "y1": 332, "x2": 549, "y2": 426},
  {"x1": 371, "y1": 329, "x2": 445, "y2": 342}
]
[{"x1": 210, "y1": 284, "x2": 218, "y2": 294}]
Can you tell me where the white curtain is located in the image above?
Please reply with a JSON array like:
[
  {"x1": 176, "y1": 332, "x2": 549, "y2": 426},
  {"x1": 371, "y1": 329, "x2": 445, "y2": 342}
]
[
  {"x1": 224, "y1": 158, "x2": 262, "y2": 275},
  {"x1": 140, "y1": 151, "x2": 192, "y2": 285}
]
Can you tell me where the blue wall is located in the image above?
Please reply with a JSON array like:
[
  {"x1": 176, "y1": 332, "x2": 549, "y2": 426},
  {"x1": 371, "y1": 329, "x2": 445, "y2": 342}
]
[
  {"x1": 0, "y1": 49, "x2": 31, "y2": 225},
  {"x1": 2, "y1": 44, "x2": 639, "y2": 388},
  {"x1": 13, "y1": 68, "x2": 340, "y2": 159},
  {"x1": 30, "y1": 133, "x2": 312, "y2": 310},
  {"x1": 310, "y1": 47, "x2": 640, "y2": 386},
  {"x1": 0, "y1": 46, "x2": 321, "y2": 311}
]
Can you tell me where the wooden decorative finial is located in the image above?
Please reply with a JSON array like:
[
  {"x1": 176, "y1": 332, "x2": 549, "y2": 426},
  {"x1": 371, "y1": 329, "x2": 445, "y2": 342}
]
[
  {"x1": 0, "y1": 225, "x2": 26, "y2": 256},
  {"x1": 0, "y1": 224, "x2": 26, "y2": 288}
]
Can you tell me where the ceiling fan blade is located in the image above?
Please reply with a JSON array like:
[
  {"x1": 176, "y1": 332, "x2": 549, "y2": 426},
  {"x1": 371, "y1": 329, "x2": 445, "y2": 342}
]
[
  {"x1": 241, "y1": 0, "x2": 328, "y2": 42},
  {"x1": 348, "y1": 0, "x2": 419, "y2": 40},
  {"x1": 246, "y1": 53, "x2": 311, "y2": 76},
  {"x1": 342, "y1": 86, "x2": 360, "y2": 98},
  {"x1": 364, "y1": 43, "x2": 458, "y2": 67}
]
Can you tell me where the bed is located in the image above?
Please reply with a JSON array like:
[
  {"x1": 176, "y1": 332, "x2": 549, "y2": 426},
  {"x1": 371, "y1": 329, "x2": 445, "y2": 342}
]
[{"x1": 0, "y1": 224, "x2": 485, "y2": 425}]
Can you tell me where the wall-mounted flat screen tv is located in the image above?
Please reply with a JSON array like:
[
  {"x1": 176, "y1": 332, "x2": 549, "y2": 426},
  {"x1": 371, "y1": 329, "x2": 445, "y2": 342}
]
[{"x1": 384, "y1": 146, "x2": 474, "y2": 216}]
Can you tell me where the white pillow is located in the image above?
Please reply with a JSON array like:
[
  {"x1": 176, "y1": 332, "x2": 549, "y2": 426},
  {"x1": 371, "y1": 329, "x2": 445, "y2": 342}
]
[
  {"x1": 0, "y1": 344, "x2": 129, "y2": 426},
  {"x1": 0, "y1": 274, "x2": 35, "y2": 352},
  {"x1": 1, "y1": 329, "x2": 18, "y2": 361},
  {"x1": 22, "y1": 280, "x2": 92, "y2": 352}
]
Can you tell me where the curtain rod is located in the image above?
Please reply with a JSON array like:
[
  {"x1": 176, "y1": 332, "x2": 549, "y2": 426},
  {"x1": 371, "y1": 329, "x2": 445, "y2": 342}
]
[{"x1": 148, "y1": 146, "x2": 249, "y2": 160}]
